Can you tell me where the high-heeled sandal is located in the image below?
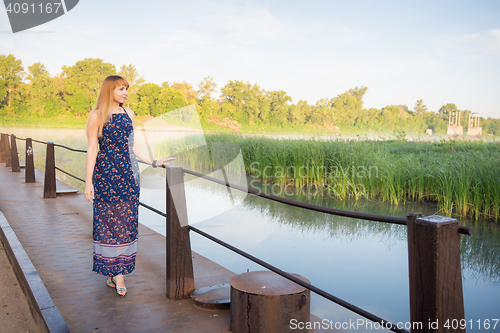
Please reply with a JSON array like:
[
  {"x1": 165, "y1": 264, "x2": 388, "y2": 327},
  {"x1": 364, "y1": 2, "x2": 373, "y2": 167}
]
[
  {"x1": 106, "y1": 276, "x2": 116, "y2": 288},
  {"x1": 115, "y1": 285, "x2": 127, "y2": 297}
]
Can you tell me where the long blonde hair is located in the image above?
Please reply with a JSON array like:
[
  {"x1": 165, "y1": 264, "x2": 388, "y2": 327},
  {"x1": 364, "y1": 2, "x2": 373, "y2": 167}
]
[{"x1": 87, "y1": 75, "x2": 130, "y2": 137}]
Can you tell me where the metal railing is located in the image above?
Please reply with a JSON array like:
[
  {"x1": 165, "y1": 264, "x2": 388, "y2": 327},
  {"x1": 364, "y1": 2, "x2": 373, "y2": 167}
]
[{"x1": 0, "y1": 132, "x2": 472, "y2": 333}]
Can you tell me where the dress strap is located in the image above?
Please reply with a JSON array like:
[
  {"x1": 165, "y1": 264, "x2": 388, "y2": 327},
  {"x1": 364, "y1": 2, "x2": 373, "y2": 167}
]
[{"x1": 121, "y1": 106, "x2": 132, "y2": 121}]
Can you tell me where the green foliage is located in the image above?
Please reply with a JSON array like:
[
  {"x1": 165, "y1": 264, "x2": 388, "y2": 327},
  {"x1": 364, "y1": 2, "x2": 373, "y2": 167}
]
[
  {"x1": 438, "y1": 103, "x2": 457, "y2": 118},
  {"x1": 413, "y1": 99, "x2": 428, "y2": 114},
  {"x1": 0, "y1": 54, "x2": 24, "y2": 110},
  {"x1": 62, "y1": 58, "x2": 116, "y2": 114},
  {"x1": 68, "y1": 89, "x2": 89, "y2": 116},
  {"x1": 118, "y1": 64, "x2": 145, "y2": 109},
  {"x1": 0, "y1": 54, "x2": 500, "y2": 137},
  {"x1": 157, "y1": 86, "x2": 188, "y2": 115},
  {"x1": 131, "y1": 83, "x2": 161, "y2": 116}
]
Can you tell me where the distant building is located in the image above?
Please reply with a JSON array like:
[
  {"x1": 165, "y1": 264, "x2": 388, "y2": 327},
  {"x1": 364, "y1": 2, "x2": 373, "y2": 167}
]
[
  {"x1": 446, "y1": 110, "x2": 463, "y2": 137},
  {"x1": 426, "y1": 129, "x2": 433, "y2": 136},
  {"x1": 468, "y1": 112, "x2": 482, "y2": 139}
]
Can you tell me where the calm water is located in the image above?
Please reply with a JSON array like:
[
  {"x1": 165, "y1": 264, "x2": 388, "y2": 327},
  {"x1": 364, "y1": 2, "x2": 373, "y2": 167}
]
[{"x1": 3, "y1": 127, "x2": 500, "y2": 332}]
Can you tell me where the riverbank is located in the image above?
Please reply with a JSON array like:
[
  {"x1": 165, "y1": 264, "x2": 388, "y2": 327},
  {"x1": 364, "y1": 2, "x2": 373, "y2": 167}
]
[{"x1": 5, "y1": 115, "x2": 497, "y2": 140}]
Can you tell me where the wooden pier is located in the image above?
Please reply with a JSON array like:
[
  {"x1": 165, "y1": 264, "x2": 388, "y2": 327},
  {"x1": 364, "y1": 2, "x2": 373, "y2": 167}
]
[{"x1": 0, "y1": 166, "x2": 235, "y2": 332}]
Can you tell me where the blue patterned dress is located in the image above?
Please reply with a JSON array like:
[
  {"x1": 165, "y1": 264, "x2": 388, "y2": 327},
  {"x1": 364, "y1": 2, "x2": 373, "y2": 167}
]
[{"x1": 92, "y1": 109, "x2": 140, "y2": 277}]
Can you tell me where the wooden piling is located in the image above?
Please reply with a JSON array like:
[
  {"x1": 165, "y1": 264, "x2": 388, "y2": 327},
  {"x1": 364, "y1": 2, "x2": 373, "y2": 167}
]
[
  {"x1": 10, "y1": 134, "x2": 20, "y2": 172},
  {"x1": 230, "y1": 271, "x2": 311, "y2": 333},
  {"x1": 165, "y1": 166, "x2": 194, "y2": 300},
  {"x1": 43, "y1": 143, "x2": 56, "y2": 198},
  {"x1": 25, "y1": 138, "x2": 35, "y2": 183},
  {"x1": 407, "y1": 213, "x2": 465, "y2": 333},
  {"x1": 0, "y1": 134, "x2": 5, "y2": 163},
  {"x1": 4, "y1": 134, "x2": 12, "y2": 167}
]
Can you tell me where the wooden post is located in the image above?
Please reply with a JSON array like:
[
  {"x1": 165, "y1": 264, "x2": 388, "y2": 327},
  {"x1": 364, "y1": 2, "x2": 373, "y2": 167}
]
[
  {"x1": 230, "y1": 271, "x2": 311, "y2": 333},
  {"x1": 10, "y1": 134, "x2": 20, "y2": 172},
  {"x1": 407, "y1": 213, "x2": 465, "y2": 333},
  {"x1": 25, "y1": 138, "x2": 35, "y2": 183},
  {"x1": 43, "y1": 142, "x2": 56, "y2": 198},
  {"x1": 0, "y1": 134, "x2": 5, "y2": 163},
  {"x1": 4, "y1": 134, "x2": 12, "y2": 167},
  {"x1": 165, "y1": 166, "x2": 194, "y2": 300}
]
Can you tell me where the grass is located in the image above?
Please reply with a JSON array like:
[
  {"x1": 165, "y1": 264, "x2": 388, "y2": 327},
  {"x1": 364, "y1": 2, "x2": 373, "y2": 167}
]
[{"x1": 156, "y1": 134, "x2": 500, "y2": 220}]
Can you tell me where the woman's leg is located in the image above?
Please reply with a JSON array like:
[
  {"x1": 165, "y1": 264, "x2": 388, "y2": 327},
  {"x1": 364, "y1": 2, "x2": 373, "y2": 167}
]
[
  {"x1": 114, "y1": 274, "x2": 127, "y2": 296},
  {"x1": 106, "y1": 276, "x2": 115, "y2": 287}
]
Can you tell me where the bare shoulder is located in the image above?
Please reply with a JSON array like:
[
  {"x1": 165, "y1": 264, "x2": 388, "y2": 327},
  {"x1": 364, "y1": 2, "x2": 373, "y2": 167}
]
[
  {"x1": 124, "y1": 107, "x2": 136, "y2": 116},
  {"x1": 86, "y1": 109, "x2": 99, "y2": 129},
  {"x1": 87, "y1": 109, "x2": 99, "y2": 121}
]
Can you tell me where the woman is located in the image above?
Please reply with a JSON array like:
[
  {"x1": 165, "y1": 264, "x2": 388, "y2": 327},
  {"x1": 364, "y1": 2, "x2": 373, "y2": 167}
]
[{"x1": 85, "y1": 75, "x2": 173, "y2": 297}]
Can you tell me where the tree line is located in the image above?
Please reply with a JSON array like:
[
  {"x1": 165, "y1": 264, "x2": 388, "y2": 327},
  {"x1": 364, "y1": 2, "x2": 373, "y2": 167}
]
[{"x1": 1, "y1": 54, "x2": 499, "y2": 135}]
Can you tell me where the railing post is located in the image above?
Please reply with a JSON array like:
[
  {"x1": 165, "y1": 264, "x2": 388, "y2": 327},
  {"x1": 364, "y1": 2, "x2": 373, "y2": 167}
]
[
  {"x1": 25, "y1": 138, "x2": 35, "y2": 183},
  {"x1": 407, "y1": 213, "x2": 465, "y2": 333},
  {"x1": 43, "y1": 142, "x2": 56, "y2": 198},
  {"x1": 10, "y1": 134, "x2": 20, "y2": 172},
  {"x1": 4, "y1": 134, "x2": 12, "y2": 167},
  {"x1": 165, "y1": 166, "x2": 194, "y2": 300},
  {"x1": 0, "y1": 133, "x2": 5, "y2": 163}
]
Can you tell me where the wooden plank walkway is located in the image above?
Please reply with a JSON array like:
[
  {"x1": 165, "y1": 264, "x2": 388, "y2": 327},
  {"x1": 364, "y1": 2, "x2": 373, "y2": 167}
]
[{"x1": 0, "y1": 165, "x2": 235, "y2": 332}]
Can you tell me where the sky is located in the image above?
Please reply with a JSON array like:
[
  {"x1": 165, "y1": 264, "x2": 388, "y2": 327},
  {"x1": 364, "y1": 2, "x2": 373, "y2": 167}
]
[{"x1": 1, "y1": 0, "x2": 499, "y2": 119}]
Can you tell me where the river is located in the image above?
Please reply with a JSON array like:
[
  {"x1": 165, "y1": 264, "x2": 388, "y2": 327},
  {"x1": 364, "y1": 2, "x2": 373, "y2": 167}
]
[{"x1": 2, "y1": 126, "x2": 500, "y2": 332}]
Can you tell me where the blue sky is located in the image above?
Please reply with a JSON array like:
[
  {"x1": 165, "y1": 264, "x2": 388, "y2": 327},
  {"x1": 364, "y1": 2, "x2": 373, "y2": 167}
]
[{"x1": 1, "y1": 0, "x2": 499, "y2": 118}]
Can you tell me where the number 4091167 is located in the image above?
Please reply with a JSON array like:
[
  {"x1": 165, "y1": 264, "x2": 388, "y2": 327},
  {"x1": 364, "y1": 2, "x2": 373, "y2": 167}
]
[
  {"x1": 6, "y1": 2, "x2": 62, "y2": 14},
  {"x1": 444, "y1": 319, "x2": 499, "y2": 330}
]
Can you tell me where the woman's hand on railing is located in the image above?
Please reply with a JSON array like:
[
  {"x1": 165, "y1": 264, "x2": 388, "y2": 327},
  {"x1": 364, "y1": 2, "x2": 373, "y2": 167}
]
[
  {"x1": 155, "y1": 157, "x2": 176, "y2": 167},
  {"x1": 85, "y1": 182, "x2": 94, "y2": 203}
]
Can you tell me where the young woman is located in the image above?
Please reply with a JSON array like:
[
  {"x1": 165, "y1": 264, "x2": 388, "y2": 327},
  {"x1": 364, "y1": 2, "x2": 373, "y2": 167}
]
[{"x1": 85, "y1": 75, "x2": 173, "y2": 296}]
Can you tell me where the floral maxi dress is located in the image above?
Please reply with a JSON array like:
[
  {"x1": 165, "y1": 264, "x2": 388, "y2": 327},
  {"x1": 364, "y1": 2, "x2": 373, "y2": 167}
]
[{"x1": 92, "y1": 110, "x2": 140, "y2": 277}]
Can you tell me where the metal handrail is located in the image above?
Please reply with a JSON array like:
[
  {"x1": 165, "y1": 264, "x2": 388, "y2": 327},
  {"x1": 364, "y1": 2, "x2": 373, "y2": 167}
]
[
  {"x1": 54, "y1": 166, "x2": 85, "y2": 183},
  {"x1": 53, "y1": 143, "x2": 87, "y2": 153}
]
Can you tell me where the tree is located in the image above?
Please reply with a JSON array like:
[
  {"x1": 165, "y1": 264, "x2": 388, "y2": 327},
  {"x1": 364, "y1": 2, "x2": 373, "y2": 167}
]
[
  {"x1": 288, "y1": 100, "x2": 311, "y2": 124},
  {"x1": 157, "y1": 86, "x2": 188, "y2": 115},
  {"x1": 438, "y1": 103, "x2": 457, "y2": 119},
  {"x1": 221, "y1": 80, "x2": 266, "y2": 123},
  {"x1": 62, "y1": 58, "x2": 116, "y2": 115},
  {"x1": 350, "y1": 86, "x2": 368, "y2": 101},
  {"x1": 26, "y1": 62, "x2": 56, "y2": 116},
  {"x1": 413, "y1": 99, "x2": 428, "y2": 115},
  {"x1": 118, "y1": 64, "x2": 145, "y2": 108},
  {"x1": 0, "y1": 54, "x2": 24, "y2": 109},
  {"x1": 267, "y1": 90, "x2": 292, "y2": 124},
  {"x1": 68, "y1": 89, "x2": 89, "y2": 116},
  {"x1": 332, "y1": 88, "x2": 365, "y2": 126},
  {"x1": 197, "y1": 76, "x2": 217, "y2": 102},
  {"x1": 197, "y1": 76, "x2": 218, "y2": 121},
  {"x1": 130, "y1": 83, "x2": 161, "y2": 116},
  {"x1": 170, "y1": 81, "x2": 197, "y2": 103}
]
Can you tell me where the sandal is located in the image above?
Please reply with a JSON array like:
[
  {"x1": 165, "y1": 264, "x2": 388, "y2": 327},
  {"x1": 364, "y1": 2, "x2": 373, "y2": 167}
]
[
  {"x1": 116, "y1": 286, "x2": 127, "y2": 297},
  {"x1": 106, "y1": 276, "x2": 116, "y2": 288}
]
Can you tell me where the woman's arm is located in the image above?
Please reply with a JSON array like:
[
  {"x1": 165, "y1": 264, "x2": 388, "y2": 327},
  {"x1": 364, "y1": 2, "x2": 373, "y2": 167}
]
[{"x1": 85, "y1": 111, "x2": 99, "y2": 203}]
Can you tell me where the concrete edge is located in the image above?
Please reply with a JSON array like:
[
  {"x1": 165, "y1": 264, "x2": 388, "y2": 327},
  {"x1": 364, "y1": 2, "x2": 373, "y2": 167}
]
[{"x1": 0, "y1": 210, "x2": 69, "y2": 333}]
